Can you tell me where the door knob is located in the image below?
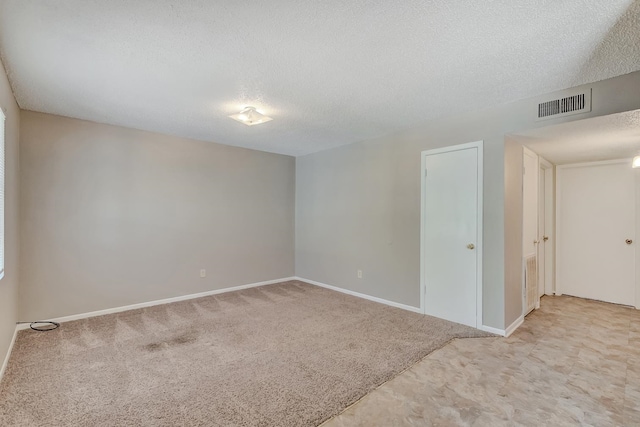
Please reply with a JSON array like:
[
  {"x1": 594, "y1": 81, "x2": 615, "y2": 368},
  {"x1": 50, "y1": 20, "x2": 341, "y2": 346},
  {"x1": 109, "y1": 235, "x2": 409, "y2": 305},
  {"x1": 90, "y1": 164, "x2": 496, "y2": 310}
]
[
  {"x1": 543, "y1": 236, "x2": 549, "y2": 242},
  {"x1": 534, "y1": 239, "x2": 539, "y2": 244},
  {"x1": 467, "y1": 243, "x2": 475, "y2": 250},
  {"x1": 626, "y1": 239, "x2": 633, "y2": 245}
]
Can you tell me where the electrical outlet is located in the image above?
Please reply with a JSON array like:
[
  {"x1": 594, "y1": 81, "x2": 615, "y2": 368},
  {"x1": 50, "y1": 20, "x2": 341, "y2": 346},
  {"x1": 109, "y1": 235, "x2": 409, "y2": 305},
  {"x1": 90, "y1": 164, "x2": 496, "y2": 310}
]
[
  {"x1": 357, "y1": 270, "x2": 363, "y2": 279},
  {"x1": 200, "y1": 269, "x2": 206, "y2": 278}
]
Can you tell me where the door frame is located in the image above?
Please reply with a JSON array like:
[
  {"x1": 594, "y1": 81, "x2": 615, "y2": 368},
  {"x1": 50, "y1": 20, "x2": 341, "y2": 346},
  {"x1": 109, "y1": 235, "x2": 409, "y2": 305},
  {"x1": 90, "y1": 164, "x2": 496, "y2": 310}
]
[
  {"x1": 420, "y1": 140, "x2": 483, "y2": 328},
  {"x1": 556, "y1": 158, "x2": 636, "y2": 307}
]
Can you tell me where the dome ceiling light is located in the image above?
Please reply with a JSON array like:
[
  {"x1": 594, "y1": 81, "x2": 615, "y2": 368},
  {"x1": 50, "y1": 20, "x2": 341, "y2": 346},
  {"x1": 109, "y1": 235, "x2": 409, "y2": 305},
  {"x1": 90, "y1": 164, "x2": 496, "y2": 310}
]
[{"x1": 228, "y1": 106, "x2": 273, "y2": 126}]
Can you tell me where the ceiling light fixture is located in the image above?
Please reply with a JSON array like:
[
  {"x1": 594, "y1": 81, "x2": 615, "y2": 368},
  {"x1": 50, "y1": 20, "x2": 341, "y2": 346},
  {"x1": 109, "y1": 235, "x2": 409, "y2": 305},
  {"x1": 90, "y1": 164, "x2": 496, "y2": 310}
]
[
  {"x1": 228, "y1": 106, "x2": 273, "y2": 126},
  {"x1": 633, "y1": 156, "x2": 640, "y2": 168}
]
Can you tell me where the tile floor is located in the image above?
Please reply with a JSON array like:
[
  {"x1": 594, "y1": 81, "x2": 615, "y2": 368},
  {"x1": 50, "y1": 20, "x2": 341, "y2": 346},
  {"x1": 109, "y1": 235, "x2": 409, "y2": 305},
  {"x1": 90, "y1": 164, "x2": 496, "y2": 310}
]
[{"x1": 322, "y1": 295, "x2": 640, "y2": 426}]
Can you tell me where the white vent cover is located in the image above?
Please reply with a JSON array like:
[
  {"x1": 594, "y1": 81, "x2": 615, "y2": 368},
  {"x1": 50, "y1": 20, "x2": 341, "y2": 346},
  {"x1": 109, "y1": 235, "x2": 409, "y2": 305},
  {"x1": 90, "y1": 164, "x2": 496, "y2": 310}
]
[{"x1": 537, "y1": 89, "x2": 591, "y2": 120}]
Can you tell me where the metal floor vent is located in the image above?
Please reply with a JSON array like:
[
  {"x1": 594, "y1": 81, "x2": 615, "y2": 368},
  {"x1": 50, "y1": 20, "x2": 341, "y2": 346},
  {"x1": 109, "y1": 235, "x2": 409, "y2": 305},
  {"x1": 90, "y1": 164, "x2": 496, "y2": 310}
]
[{"x1": 537, "y1": 89, "x2": 591, "y2": 120}]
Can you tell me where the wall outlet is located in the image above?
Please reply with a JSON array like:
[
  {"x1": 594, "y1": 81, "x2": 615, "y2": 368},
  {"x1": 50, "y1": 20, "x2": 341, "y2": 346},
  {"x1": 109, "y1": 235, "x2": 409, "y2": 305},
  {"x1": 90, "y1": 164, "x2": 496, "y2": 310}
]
[
  {"x1": 357, "y1": 270, "x2": 363, "y2": 279},
  {"x1": 200, "y1": 269, "x2": 206, "y2": 278}
]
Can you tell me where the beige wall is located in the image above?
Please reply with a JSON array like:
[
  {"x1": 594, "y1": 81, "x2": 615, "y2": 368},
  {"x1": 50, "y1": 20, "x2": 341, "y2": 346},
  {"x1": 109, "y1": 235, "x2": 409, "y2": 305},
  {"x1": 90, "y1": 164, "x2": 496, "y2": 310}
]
[
  {"x1": 0, "y1": 59, "x2": 19, "y2": 367},
  {"x1": 296, "y1": 71, "x2": 640, "y2": 330},
  {"x1": 19, "y1": 112, "x2": 295, "y2": 320},
  {"x1": 504, "y1": 137, "x2": 524, "y2": 325}
]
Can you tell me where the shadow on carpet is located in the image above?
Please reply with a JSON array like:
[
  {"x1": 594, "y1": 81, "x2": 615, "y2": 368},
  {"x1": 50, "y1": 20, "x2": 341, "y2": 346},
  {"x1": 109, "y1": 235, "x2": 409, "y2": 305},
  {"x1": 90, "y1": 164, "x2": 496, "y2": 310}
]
[{"x1": 0, "y1": 280, "x2": 493, "y2": 426}]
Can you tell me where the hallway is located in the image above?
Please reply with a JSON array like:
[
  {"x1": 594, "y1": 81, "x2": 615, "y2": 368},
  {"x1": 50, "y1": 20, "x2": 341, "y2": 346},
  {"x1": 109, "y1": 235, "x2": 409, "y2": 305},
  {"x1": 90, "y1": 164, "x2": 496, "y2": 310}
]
[{"x1": 324, "y1": 295, "x2": 640, "y2": 426}]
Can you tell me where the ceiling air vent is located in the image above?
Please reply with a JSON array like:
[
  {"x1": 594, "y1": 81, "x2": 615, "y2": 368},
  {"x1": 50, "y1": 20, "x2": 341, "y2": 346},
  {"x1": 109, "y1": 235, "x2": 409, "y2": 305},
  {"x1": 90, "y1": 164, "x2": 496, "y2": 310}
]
[{"x1": 536, "y1": 89, "x2": 591, "y2": 121}]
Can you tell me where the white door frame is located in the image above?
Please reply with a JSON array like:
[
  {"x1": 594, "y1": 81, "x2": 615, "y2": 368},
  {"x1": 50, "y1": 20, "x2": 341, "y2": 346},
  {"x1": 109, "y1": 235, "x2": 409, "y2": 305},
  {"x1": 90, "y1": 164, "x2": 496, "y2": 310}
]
[{"x1": 420, "y1": 140, "x2": 483, "y2": 328}]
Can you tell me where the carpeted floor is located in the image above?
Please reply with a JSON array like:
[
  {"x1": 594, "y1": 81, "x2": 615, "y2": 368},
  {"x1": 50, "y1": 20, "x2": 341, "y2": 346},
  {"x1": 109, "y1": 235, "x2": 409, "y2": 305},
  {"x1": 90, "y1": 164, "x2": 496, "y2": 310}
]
[{"x1": 0, "y1": 280, "x2": 490, "y2": 426}]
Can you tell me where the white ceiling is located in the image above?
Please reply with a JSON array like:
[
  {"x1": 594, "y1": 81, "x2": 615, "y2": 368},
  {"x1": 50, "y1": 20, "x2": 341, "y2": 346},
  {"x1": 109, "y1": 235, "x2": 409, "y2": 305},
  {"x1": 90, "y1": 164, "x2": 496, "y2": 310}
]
[
  {"x1": 512, "y1": 109, "x2": 640, "y2": 165},
  {"x1": 0, "y1": 1, "x2": 639, "y2": 156}
]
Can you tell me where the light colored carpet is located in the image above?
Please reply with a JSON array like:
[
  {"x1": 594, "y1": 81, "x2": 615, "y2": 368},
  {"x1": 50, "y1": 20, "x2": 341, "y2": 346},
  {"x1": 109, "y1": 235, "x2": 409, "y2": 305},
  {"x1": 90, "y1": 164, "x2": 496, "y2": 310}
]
[{"x1": 0, "y1": 280, "x2": 491, "y2": 426}]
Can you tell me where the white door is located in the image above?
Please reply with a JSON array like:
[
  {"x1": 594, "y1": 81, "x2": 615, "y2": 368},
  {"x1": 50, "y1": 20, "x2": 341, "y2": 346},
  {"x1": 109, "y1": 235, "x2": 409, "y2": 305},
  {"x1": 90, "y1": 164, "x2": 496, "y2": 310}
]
[
  {"x1": 523, "y1": 149, "x2": 539, "y2": 314},
  {"x1": 538, "y1": 166, "x2": 546, "y2": 299},
  {"x1": 422, "y1": 142, "x2": 481, "y2": 328},
  {"x1": 557, "y1": 161, "x2": 636, "y2": 306},
  {"x1": 538, "y1": 163, "x2": 548, "y2": 299},
  {"x1": 541, "y1": 163, "x2": 555, "y2": 296}
]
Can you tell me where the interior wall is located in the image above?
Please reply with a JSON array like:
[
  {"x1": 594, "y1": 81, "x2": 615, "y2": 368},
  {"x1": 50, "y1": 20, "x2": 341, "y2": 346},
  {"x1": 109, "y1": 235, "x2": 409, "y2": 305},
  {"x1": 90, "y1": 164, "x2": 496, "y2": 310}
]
[
  {"x1": 504, "y1": 138, "x2": 524, "y2": 325},
  {"x1": 296, "y1": 71, "x2": 640, "y2": 331},
  {"x1": 19, "y1": 111, "x2": 295, "y2": 320},
  {"x1": 0, "y1": 59, "x2": 19, "y2": 368}
]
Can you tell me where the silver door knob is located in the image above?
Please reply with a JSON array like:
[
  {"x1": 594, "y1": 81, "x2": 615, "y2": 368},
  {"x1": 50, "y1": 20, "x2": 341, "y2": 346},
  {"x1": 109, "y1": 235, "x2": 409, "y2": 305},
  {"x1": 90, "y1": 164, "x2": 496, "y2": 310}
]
[
  {"x1": 626, "y1": 239, "x2": 633, "y2": 245},
  {"x1": 467, "y1": 243, "x2": 475, "y2": 250}
]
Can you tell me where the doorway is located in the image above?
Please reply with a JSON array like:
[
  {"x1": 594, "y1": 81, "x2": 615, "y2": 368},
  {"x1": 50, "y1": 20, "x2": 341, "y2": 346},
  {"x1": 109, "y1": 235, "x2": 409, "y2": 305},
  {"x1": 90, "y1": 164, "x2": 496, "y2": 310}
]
[
  {"x1": 507, "y1": 109, "x2": 640, "y2": 318},
  {"x1": 522, "y1": 149, "x2": 553, "y2": 315},
  {"x1": 421, "y1": 141, "x2": 483, "y2": 328}
]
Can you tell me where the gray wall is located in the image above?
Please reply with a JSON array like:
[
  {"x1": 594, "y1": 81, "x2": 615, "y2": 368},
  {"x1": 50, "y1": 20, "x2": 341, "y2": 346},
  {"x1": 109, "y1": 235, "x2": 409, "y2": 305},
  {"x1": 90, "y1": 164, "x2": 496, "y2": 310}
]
[
  {"x1": 0, "y1": 59, "x2": 19, "y2": 367},
  {"x1": 503, "y1": 137, "x2": 524, "y2": 325},
  {"x1": 296, "y1": 71, "x2": 640, "y2": 330},
  {"x1": 19, "y1": 112, "x2": 295, "y2": 320},
  {"x1": 12, "y1": 73, "x2": 640, "y2": 330}
]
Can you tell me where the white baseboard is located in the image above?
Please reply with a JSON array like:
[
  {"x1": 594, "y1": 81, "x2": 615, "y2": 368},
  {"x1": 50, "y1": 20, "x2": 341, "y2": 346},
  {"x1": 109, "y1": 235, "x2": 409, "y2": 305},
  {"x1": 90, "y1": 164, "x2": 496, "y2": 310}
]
[
  {"x1": 16, "y1": 277, "x2": 297, "y2": 331},
  {"x1": 0, "y1": 326, "x2": 19, "y2": 383},
  {"x1": 479, "y1": 315, "x2": 524, "y2": 337},
  {"x1": 505, "y1": 315, "x2": 524, "y2": 337},
  {"x1": 479, "y1": 324, "x2": 506, "y2": 336},
  {"x1": 295, "y1": 276, "x2": 422, "y2": 314}
]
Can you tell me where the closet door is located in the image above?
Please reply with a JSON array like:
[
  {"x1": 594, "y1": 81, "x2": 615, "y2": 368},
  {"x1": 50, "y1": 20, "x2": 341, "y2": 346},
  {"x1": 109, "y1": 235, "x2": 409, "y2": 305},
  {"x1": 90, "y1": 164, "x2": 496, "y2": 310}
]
[{"x1": 422, "y1": 142, "x2": 482, "y2": 327}]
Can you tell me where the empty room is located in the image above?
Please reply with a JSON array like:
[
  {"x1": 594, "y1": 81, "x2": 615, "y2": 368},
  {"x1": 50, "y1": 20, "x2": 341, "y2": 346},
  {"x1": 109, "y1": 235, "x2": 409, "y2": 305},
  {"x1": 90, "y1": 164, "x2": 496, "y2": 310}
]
[{"x1": 1, "y1": 1, "x2": 640, "y2": 426}]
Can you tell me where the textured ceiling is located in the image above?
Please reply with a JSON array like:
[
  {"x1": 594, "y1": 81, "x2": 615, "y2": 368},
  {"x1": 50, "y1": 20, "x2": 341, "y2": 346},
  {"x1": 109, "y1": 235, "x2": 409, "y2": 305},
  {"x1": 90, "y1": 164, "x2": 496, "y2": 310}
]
[
  {"x1": 512, "y1": 109, "x2": 640, "y2": 164},
  {"x1": 0, "y1": 1, "x2": 639, "y2": 156}
]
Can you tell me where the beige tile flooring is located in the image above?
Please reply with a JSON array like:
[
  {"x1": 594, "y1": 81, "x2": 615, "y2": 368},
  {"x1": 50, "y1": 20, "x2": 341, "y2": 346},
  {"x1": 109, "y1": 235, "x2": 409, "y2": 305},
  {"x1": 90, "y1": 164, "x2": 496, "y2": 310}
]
[{"x1": 322, "y1": 295, "x2": 640, "y2": 426}]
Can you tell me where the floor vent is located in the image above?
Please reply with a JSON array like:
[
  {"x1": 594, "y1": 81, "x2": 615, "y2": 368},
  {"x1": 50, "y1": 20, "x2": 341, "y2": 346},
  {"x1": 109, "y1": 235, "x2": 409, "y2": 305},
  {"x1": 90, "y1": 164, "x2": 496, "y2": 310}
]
[
  {"x1": 525, "y1": 255, "x2": 537, "y2": 315},
  {"x1": 537, "y1": 89, "x2": 591, "y2": 120}
]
